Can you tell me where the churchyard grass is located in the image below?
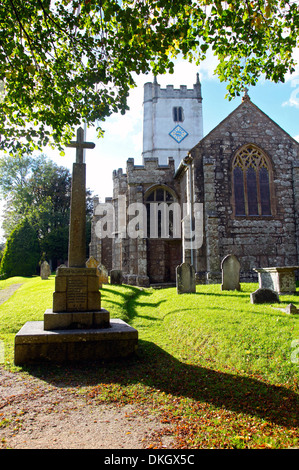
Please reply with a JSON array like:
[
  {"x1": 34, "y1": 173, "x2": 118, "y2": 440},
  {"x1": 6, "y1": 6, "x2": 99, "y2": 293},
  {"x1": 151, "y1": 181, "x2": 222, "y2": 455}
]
[{"x1": 0, "y1": 277, "x2": 299, "y2": 448}]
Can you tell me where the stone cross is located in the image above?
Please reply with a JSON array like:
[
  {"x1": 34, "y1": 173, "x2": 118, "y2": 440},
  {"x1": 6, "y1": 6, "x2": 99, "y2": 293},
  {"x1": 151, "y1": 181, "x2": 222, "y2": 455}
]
[
  {"x1": 242, "y1": 87, "x2": 250, "y2": 102},
  {"x1": 66, "y1": 127, "x2": 95, "y2": 164},
  {"x1": 67, "y1": 127, "x2": 95, "y2": 267}
]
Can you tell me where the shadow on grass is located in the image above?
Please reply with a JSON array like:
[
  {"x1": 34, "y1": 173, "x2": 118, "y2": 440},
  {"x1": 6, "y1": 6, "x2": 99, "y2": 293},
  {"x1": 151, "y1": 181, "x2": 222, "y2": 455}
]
[
  {"x1": 23, "y1": 339, "x2": 299, "y2": 430},
  {"x1": 101, "y1": 285, "x2": 166, "y2": 323}
]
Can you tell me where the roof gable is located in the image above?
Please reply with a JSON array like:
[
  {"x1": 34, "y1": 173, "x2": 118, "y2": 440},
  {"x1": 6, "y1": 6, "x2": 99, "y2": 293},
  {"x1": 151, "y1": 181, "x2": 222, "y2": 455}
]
[{"x1": 190, "y1": 97, "x2": 299, "y2": 152}]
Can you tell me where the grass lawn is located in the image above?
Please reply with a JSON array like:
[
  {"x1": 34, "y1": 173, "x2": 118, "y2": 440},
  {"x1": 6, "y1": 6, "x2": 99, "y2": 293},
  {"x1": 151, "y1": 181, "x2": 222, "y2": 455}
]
[{"x1": 0, "y1": 276, "x2": 299, "y2": 448}]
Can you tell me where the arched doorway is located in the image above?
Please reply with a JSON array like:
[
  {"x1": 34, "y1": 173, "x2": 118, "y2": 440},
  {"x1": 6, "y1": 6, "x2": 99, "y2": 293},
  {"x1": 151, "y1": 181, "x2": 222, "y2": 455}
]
[{"x1": 145, "y1": 186, "x2": 182, "y2": 284}]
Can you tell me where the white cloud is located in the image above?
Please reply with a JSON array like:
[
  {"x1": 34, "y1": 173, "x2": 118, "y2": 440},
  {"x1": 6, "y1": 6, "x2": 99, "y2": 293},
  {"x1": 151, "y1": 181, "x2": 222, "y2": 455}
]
[{"x1": 282, "y1": 78, "x2": 299, "y2": 108}]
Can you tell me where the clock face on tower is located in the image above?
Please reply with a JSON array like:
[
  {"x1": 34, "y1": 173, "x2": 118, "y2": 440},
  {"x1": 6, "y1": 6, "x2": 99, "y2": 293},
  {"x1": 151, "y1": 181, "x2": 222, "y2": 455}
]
[{"x1": 169, "y1": 125, "x2": 189, "y2": 143}]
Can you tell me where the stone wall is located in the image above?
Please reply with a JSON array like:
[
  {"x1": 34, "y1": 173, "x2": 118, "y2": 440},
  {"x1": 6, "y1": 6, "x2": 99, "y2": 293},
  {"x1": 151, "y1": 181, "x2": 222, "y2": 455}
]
[{"x1": 188, "y1": 98, "x2": 299, "y2": 282}]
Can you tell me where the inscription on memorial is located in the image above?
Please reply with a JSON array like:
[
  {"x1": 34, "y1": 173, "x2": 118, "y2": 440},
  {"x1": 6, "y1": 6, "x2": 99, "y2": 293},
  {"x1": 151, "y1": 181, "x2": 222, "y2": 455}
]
[{"x1": 67, "y1": 277, "x2": 87, "y2": 311}]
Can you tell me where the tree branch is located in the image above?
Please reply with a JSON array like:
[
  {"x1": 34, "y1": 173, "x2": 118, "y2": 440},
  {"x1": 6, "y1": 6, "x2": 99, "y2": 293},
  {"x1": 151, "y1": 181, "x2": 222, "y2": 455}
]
[{"x1": 8, "y1": 0, "x2": 39, "y2": 69}]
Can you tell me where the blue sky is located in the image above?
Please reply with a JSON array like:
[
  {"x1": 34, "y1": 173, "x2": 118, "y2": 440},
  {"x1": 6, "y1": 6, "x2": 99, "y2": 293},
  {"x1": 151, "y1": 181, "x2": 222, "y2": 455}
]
[{"x1": 0, "y1": 53, "x2": 299, "y2": 242}]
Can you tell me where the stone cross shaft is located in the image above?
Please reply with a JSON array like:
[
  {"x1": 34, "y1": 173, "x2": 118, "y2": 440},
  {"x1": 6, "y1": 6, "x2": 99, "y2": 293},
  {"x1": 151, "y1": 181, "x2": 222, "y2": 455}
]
[{"x1": 67, "y1": 127, "x2": 95, "y2": 267}]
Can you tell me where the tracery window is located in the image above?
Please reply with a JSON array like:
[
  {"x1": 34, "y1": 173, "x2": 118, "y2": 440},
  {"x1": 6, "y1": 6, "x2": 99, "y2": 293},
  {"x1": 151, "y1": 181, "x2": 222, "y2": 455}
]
[
  {"x1": 145, "y1": 186, "x2": 179, "y2": 238},
  {"x1": 232, "y1": 145, "x2": 272, "y2": 217}
]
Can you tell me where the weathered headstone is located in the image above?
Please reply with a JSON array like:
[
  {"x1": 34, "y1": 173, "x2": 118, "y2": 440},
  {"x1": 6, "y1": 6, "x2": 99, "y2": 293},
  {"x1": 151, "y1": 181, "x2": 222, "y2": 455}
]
[
  {"x1": 176, "y1": 262, "x2": 196, "y2": 294},
  {"x1": 40, "y1": 261, "x2": 51, "y2": 280},
  {"x1": 221, "y1": 254, "x2": 240, "y2": 291},
  {"x1": 14, "y1": 128, "x2": 138, "y2": 365},
  {"x1": 250, "y1": 288, "x2": 280, "y2": 304},
  {"x1": 98, "y1": 263, "x2": 108, "y2": 285},
  {"x1": 110, "y1": 269, "x2": 123, "y2": 285},
  {"x1": 270, "y1": 302, "x2": 298, "y2": 315},
  {"x1": 86, "y1": 256, "x2": 99, "y2": 270},
  {"x1": 285, "y1": 303, "x2": 298, "y2": 315},
  {"x1": 86, "y1": 256, "x2": 101, "y2": 288}
]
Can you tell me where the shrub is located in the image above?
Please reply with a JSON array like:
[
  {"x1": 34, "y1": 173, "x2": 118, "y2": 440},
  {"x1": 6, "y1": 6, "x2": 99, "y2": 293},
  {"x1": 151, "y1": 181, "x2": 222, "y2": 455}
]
[{"x1": 0, "y1": 219, "x2": 40, "y2": 277}]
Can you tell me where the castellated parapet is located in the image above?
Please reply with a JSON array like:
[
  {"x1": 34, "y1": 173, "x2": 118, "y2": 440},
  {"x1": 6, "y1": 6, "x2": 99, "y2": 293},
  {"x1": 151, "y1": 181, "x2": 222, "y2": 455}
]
[
  {"x1": 143, "y1": 79, "x2": 202, "y2": 103},
  {"x1": 126, "y1": 157, "x2": 175, "y2": 185}
]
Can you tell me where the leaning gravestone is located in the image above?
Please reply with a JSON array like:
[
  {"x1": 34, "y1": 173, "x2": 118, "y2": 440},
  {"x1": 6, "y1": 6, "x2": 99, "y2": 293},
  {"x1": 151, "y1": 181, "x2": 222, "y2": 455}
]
[
  {"x1": 176, "y1": 262, "x2": 196, "y2": 294},
  {"x1": 40, "y1": 261, "x2": 51, "y2": 280},
  {"x1": 250, "y1": 287, "x2": 280, "y2": 304},
  {"x1": 14, "y1": 127, "x2": 138, "y2": 365},
  {"x1": 221, "y1": 254, "x2": 240, "y2": 291},
  {"x1": 110, "y1": 269, "x2": 123, "y2": 285}
]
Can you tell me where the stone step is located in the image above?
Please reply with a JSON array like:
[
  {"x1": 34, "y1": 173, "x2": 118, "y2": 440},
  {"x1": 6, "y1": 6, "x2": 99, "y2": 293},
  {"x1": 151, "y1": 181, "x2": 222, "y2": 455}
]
[
  {"x1": 44, "y1": 308, "x2": 110, "y2": 330},
  {"x1": 14, "y1": 319, "x2": 138, "y2": 365}
]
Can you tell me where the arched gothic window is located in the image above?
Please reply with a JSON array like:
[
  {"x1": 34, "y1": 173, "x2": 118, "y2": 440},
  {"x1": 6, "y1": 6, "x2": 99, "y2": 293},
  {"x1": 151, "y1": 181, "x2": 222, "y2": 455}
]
[
  {"x1": 232, "y1": 145, "x2": 273, "y2": 217},
  {"x1": 145, "y1": 186, "x2": 180, "y2": 238}
]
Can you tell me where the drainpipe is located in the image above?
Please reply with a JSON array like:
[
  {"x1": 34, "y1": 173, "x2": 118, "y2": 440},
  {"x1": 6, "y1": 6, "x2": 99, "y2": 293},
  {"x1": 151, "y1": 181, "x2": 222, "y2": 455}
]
[{"x1": 182, "y1": 154, "x2": 194, "y2": 268}]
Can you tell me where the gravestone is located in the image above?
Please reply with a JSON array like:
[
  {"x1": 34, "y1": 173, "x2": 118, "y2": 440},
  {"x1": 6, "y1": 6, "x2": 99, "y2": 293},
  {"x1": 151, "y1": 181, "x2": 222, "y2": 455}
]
[
  {"x1": 285, "y1": 303, "x2": 298, "y2": 315},
  {"x1": 86, "y1": 256, "x2": 99, "y2": 270},
  {"x1": 250, "y1": 287, "x2": 280, "y2": 304},
  {"x1": 14, "y1": 128, "x2": 138, "y2": 365},
  {"x1": 176, "y1": 262, "x2": 196, "y2": 294},
  {"x1": 221, "y1": 254, "x2": 240, "y2": 291},
  {"x1": 98, "y1": 263, "x2": 108, "y2": 286},
  {"x1": 86, "y1": 256, "x2": 101, "y2": 288},
  {"x1": 40, "y1": 261, "x2": 51, "y2": 280},
  {"x1": 110, "y1": 269, "x2": 123, "y2": 285}
]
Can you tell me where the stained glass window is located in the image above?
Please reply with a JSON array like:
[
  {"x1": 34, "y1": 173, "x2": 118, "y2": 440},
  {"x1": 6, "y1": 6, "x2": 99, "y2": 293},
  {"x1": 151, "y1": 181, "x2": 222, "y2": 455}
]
[
  {"x1": 233, "y1": 167, "x2": 246, "y2": 216},
  {"x1": 232, "y1": 145, "x2": 272, "y2": 217},
  {"x1": 247, "y1": 167, "x2": 259, "y2": 215},
  {"x1": 259, "y1": 167, "x2": 271, "y2": 216}
]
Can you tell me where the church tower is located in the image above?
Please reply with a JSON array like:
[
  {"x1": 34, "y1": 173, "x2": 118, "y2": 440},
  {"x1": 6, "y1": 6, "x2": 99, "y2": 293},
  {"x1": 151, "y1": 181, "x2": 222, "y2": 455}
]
[{"x1": 142, "y1": 74, "x2": 203, "y2": 169}]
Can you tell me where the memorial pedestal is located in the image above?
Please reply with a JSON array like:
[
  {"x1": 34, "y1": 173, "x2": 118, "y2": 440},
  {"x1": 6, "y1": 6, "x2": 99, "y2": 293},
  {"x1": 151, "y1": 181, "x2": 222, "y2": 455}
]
[
  {"x1": 53, "y1": 266, "x2": 101, "y2": 313},
  {"x1": 254, "y1": 266, "x2": 299, "y2": 295},
  {"x1": 14, "y1": 266, "x2": 138, "y2": 364}
]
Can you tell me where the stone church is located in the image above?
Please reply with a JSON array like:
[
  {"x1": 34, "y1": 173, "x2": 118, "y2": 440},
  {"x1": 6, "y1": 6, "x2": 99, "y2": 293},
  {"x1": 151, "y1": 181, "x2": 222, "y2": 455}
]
[{"x1": 89, "y1": 75, "x2": 299, "y2": 287}]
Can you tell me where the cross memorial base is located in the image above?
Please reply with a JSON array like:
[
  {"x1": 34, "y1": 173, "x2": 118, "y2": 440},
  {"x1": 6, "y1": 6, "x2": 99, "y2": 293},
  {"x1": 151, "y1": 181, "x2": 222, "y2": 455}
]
[
  {"x1": 14, "y1": 319, "x2": 138, "y2": 365},
  {"x1": 14, "y1": 266, "x2": 138, "y2": 365}
]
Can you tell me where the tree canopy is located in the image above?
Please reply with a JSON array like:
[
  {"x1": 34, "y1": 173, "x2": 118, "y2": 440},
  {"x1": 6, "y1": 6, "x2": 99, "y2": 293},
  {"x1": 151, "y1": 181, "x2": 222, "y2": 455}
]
[
  {"x1": 0, "y1": 154, "x2": 93, "y2": 267},
  {"x1": 0, "y1": 219, "x2": 40, "y2": 278},
  {"x1": 1, "y1": 0, "x2": 298, "y2": 154}
]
